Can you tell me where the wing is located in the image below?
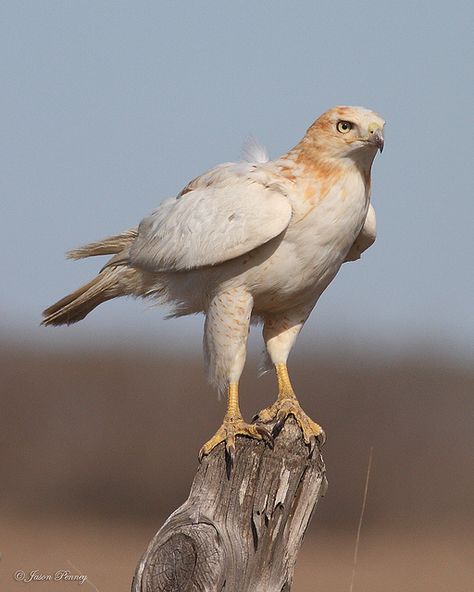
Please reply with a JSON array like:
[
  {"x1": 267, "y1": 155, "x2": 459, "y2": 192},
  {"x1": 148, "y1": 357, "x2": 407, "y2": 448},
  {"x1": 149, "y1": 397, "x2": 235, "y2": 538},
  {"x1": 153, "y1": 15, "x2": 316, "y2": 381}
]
[
  {"x1": 130, "y1": 163, "x2": 292, "y2": 272},
  {"x1": 344, "y1": 203, "x2": 377, "y2": 262}
]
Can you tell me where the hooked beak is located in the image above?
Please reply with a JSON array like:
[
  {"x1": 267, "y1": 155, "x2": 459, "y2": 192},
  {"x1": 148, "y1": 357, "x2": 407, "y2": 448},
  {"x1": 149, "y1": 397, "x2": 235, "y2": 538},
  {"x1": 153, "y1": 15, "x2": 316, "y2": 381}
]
[{"x1": 369, "y1": 128, "x2": 384, "y2": 153}]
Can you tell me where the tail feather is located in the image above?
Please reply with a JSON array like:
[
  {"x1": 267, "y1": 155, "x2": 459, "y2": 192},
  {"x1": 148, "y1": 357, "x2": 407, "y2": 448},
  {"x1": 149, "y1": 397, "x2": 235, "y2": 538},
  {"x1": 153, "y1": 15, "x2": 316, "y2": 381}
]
[
  {"x1": 66, "y1": 228, "x2": 138, "y2": 260},
  {"x1": 43, "y1": 228, "x2": 145, "y2": 326},
  {"x1": 42, "y1": 268, "x2": 125, "y2": 326}
]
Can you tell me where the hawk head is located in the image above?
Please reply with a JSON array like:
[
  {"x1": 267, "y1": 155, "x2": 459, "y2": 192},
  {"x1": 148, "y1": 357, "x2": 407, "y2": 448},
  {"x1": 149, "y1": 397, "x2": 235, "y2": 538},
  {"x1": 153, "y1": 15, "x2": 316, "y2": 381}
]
[{"x1": 304, "y1": 106, "x2": 385, "y2": 161}]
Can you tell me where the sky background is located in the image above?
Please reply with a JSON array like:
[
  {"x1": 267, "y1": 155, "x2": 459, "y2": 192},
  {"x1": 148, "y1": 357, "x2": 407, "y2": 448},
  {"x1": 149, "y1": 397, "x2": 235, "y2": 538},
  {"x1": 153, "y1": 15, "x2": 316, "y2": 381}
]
[{"x1": 1, "y1": 1, "x2": 472, "y2": 361}]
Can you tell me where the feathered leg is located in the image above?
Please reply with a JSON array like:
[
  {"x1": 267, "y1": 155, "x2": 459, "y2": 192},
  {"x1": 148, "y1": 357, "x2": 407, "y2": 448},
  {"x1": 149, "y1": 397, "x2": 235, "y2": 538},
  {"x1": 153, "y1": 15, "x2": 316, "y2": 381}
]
[
  {"x1": 255, "y1": 305, "x2": 325, "y2": 452},
  {"x1": 199, "y1": 289, "x2": 272, "y2": 464}
]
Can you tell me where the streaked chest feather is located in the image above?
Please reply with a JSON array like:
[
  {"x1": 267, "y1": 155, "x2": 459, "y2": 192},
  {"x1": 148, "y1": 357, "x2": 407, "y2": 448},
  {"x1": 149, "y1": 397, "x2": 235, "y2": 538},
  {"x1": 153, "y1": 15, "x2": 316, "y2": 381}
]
[
  {"x1": 244, "y1": 168, "x2": 370, "y2": 308},
  {"x1": 287, "y1": 168, "x2": 369, "y2": 261}
]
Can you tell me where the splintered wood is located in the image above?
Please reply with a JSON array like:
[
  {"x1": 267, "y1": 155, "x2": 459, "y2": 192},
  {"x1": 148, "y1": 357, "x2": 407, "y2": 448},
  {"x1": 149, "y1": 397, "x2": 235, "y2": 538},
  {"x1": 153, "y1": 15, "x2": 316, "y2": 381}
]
[{"x1": 132, "y1": 418, "x2": 327, "y2": 592}]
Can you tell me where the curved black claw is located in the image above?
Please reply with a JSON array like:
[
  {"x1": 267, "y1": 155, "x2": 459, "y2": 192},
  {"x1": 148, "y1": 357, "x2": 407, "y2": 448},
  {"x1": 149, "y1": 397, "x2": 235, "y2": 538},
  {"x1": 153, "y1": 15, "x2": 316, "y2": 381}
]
[
  {"x1": 308, "y1": 429, "x2": 327, "y2": 457},
  {"x1": 255, "y1": 424, "x2": 275, "y2": 449},
  {"x1": 225, "y1": 443, "x2": 236, "y2": 477},
  {"x1": 272, "y1": 415, "x2": 286, "y2": 438},
  {"x1": 317, "y1": 428, "x2": 327, "y2": 447}
]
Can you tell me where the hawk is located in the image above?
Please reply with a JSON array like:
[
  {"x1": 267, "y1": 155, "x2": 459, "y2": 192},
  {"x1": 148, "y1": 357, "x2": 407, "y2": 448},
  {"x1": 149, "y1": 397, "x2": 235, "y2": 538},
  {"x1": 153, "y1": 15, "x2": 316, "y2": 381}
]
[{"x1": 43, "y1": 106, "x2": 384, "y2": 462}]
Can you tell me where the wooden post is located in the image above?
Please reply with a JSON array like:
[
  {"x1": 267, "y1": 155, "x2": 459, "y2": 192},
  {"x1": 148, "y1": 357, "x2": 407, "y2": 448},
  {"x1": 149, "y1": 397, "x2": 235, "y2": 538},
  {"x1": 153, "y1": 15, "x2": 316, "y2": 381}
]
[{"x1": 132, "y1": 418, "x2": 327, "y2": 592}]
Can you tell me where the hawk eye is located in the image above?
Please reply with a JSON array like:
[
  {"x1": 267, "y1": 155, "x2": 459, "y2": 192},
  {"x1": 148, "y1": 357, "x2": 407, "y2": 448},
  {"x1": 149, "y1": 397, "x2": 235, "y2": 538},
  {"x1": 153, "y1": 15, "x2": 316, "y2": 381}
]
[{"x1": 337, "y1": 121, "x2": 352, "y2": 134}]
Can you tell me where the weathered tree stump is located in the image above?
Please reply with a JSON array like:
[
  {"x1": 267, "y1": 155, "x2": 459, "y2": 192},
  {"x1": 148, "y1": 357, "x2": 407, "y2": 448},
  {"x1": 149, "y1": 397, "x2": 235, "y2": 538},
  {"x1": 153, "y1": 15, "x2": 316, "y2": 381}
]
[{"x1": 132, "y1": 418, "x2": 327, "y2": 592}]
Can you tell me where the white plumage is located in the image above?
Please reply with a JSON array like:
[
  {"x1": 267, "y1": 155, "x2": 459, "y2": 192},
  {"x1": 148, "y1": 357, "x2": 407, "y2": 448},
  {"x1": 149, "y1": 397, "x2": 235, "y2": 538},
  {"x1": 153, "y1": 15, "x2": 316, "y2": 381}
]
[
  {"x1": 240, "y1": 135, "x2": 270, "y2": 164},
  {"x1": 131, "y1": 164, "x2": 292, "y2": 272},
  {"x1": 43, "y1": 105, "x2": 385, "y2": 460}
]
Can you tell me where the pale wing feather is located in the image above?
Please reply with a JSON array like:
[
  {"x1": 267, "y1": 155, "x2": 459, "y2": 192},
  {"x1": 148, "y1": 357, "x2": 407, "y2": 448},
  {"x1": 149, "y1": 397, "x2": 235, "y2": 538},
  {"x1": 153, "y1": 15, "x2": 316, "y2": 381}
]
[
  {"x1": 130, "y1": 164, "x2": 292, "y2": 272},
  {"x1": 344, "y1": 204, "x2": 376, "y2": 262}
]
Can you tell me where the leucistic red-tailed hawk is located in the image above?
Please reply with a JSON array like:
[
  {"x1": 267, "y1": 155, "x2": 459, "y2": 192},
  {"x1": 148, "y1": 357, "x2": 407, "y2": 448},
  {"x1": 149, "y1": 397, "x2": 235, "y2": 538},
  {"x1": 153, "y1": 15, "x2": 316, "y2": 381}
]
[{"x1": 43, "y1": 106, "x2": 384, "y2": 463}]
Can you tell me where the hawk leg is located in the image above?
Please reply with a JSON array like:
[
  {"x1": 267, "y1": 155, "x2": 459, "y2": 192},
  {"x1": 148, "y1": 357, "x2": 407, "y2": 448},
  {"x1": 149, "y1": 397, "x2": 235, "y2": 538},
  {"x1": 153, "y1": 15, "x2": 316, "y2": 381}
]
[
  {"x1": 199, "y1": 382, "x2": 273, "y2": 465},
  {"x1": 255, "y1": 363, "x2": 325, "y2": 453}
]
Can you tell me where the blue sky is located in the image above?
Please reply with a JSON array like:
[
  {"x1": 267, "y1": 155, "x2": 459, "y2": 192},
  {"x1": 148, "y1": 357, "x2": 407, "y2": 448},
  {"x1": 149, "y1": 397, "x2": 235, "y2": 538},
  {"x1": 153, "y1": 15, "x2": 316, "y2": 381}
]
[{"x1": 1, "y1": 1, "x2": 472, "y2": 360}]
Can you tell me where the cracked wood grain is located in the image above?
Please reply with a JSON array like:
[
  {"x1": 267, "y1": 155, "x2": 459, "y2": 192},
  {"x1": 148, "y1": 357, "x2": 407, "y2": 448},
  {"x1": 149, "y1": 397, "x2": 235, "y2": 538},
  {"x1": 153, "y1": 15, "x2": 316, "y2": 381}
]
[{"x1": 132, "y1": 418, "x2": 327, "y2": 592}]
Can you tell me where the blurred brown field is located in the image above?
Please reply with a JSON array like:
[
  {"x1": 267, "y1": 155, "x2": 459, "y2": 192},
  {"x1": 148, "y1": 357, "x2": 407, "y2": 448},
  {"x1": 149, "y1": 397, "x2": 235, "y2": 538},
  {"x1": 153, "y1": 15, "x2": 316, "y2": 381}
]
[{"x1": 1, "y1": 341, "x2": 473, "y2": 591}]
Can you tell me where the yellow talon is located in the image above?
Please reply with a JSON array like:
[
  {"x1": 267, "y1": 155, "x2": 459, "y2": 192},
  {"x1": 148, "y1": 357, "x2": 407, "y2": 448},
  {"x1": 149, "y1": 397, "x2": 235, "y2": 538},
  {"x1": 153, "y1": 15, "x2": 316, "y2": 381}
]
[
  {"x1": 199, "y1": 382, "x2": 272, "y2": 463},
  {"x1": 199, "y1": 418, "x2": 266, "y2": 460},
  {"x1": 255, "y1": 363, "x2": 325, "y2": 448}
]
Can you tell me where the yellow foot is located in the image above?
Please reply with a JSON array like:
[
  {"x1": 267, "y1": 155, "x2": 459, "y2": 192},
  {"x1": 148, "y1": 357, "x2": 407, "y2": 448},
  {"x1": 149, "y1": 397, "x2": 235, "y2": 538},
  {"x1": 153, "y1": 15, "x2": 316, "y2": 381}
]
[
  {"x1": 255, "y1": 397, "x2": 326, "y2": 453},
  {"x1": 199, "y1": 418, "x2": 273, "y2": 465}
]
